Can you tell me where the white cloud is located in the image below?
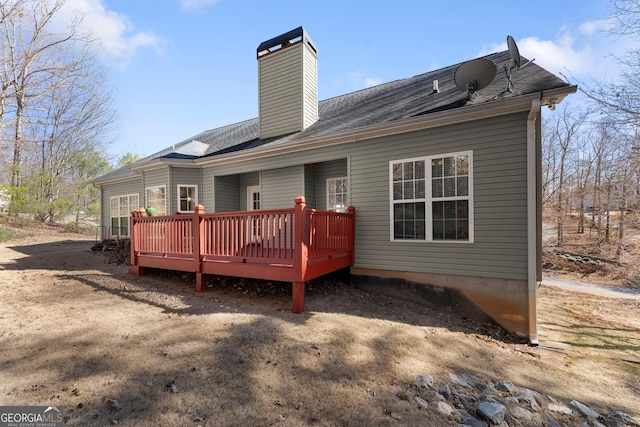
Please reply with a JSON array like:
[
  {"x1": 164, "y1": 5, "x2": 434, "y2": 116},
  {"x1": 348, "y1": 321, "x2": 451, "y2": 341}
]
[
  {"x1": 179, "y1": 0, "x2": 220, "y2": 12},
  {"x1": 61, "y1": 0, "x2": 164, "y2": 67},
  {"x1": 479, "y1": 25, "x2": 633, "y2": 84}
]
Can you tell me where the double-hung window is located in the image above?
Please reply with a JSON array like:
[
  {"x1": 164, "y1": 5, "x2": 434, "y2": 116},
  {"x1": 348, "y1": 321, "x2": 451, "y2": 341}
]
[
  {"x1": 177, "y1": 185, "x2": 198, "y2": 213},
  {"x1": 145, "y1": 185, "x2": 167, "y2": 216},
  {"x1": 327, "y1": 177, "x2": 348, "y2": 211},
  {"x1": 109, "y1": 194, "x2": 139, "y2": 237},
  {"x1": 390, "y1": 151, "x2": 472, "y2": 242}
]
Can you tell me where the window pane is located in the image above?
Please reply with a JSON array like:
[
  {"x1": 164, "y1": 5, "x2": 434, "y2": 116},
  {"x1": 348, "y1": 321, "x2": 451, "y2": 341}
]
[
  {"x1": 180, "y1": 187, "x2": 187, "y2": 198},
  {"x1": 393, "y1": 182, "x2": 403, "y2": 200},
  {"x1": 404, "y1": 204, "x2": 415, "y2": 220},
  {"x1": 432, "y1": 179, "x2": 443, "y2": 198},
  {"x1": 444, "y1": 156, "x2": 455, "y2": 177},
  {"x1": 394, "y1": 221, "x2": 404, "y2": 239},
  {"x1": 432, "y1": 158, "x2": 443, "y2": 178},
  {"x1": 393, "y1": 163, "x2": 402, "y2": 181},
  {"x1": 415, "y1": 161, "x2": 425, "y2": 179},
  {"x1": 444, "y1": 219, "x2": 457, "y2": 239},
  {"x1": 416, "y1": 220, "x2": 426, "y2": 239},
  {"x1": 416, "y1": 202, "x2": 425, "y2": 220},
  {"x1": 394, "y1": 204, "x2": 404, "y2": 220},
  {"x1": 457, "y1": 177, "x2": 468, "y2": 197},
  {"x1": 328, "y1": 195, "x2": 336, "y2": 207},
  {"x1": 432, "y1": 201, "x2": 443, "y2": 220},
  {"x1": 457, "y1": 155, "x2": 469, "y2": 175},
  {"x1": 457, "y1": 200, "x2": 469, "y2": 219},
  {"x1": 458, "y1": 220, "x2": 469, "y2": 240},
  {"x1": 433, "y1": 220, "x2": 444, "y2": 240},
  {"x1": 415, "y1": 180, "x2": 425, "y2": 199},
  {"x1": 444, "y1": 201, "x2": 456, "y2": 219},
  {"x1": 444, "y1": 177, "x2": 456, "y2": 197},
  {"x1": 403, "y1": 162, "x2": 414, "y2": 180},
  {"x1": 404, "y1": 181, "x2": 414, "y2": 199}
]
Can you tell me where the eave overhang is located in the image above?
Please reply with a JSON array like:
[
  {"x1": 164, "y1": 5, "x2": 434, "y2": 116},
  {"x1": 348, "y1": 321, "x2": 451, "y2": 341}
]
[{"x1": 94, "y1": 85, "x2": 577, "y2": 185}]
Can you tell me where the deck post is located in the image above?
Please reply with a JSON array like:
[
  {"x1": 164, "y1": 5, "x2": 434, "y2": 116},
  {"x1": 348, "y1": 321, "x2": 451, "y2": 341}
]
[
  {"x1": 348, "y1": 205, "x2": 356, "y2": 265},
  {"x1": 128, "y1": 211, "x2": 145, "y2": 276},
  {"x1": 292, "y1": 196, "x2": 309, "y2": 313},
  {"x1": 194, "y1": 204, "x2": 206, "y2": 292}
]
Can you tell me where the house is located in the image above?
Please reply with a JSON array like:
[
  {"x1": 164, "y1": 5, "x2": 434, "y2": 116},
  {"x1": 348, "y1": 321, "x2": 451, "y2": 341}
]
[{"x1": 93, "y1": 27, "x2": 576, "y2": 342}]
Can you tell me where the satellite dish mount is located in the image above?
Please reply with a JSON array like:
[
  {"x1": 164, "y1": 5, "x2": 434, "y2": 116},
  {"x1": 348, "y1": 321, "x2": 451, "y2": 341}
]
[
  {"x1": 454, "y1": 58, "x2": 497, "y2": 101},
  {"x1": 505, "y1": 35, "x2": 522, "y2": 93}
]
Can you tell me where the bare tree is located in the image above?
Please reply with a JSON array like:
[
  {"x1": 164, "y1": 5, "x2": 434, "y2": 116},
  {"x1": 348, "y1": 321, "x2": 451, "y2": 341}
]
[
  {"x1": 0, "y1": 0, "x2": 116, "y2": 220},
  {"x1": 543, "y1": 105, "x2": 591, "y2": 246}
]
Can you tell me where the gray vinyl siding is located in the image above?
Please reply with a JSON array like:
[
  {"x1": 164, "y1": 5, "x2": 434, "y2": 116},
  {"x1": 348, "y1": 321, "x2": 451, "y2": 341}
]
[
  {"x1": 303, "y1": 164, "x2": 317, "y2": 208},
  {"x1": 185, "y1": 111, "x2": 528, "y2": 281},
  {"x1": 316, "y1": 159, "x2": 348, "y2": 210},
  {"x1": 258, "y1": 42, "x2": 317, "y2": 139},
  {"x1": 170, "y1": 167, "x2": 202, "y2": 213},
  {"x1": 348, "y1": 112, "x2": 529, "y2": 280},
  {"x1": 214, "y1": 175, "x2": 240, "y2": 212},
  {"x1": 261, "y1": 166, "x2": 304, "y2": 209}
]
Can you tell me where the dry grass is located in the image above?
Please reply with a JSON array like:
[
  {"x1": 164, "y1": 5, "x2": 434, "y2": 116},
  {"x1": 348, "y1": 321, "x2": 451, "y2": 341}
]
[{"x1": 0, "y1": 228, "x2": 639, "y2": 426}]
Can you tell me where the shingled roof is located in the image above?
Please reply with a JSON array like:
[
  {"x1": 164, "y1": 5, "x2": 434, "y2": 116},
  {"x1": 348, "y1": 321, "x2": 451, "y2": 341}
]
[{"x1": 94, "y1": 50, "x2": 574, "y2": 184}]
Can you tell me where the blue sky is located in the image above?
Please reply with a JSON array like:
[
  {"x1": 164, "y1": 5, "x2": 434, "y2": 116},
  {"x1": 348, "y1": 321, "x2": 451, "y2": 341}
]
[{"x1": 64, "y1": 0, "x2": 628, "y2": 160}]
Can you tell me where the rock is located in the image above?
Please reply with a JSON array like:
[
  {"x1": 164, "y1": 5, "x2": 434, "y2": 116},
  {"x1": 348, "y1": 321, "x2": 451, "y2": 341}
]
[
  {"x1": 510, "y1": 406, "x2": 534, "y2": 423},
  {"x1": 422, "y1": 389, "x2": 445, "y2": 403},
  {"x1": 458, "y1": 409, "x2": 488, "y2": 427},
  {"x1": 505, "y1": 414, "x2": 525, "y2": 427},
  {"x1": 477, "y1": 401, "x2": 506, "y2": 425},
  {"x1": 545, "y1": 414, "x2": 562, "y2": 427},
  {"x1": 414, "y1": 396, "x2": 428, "y2": 409},
  {"x1": 463, "y1": 373, "x2": 486, "y2": 390},
  {"x1": 436, "y1": 401, "x2": 456, "y2": 418},
  {"x1": 517, "y1": 388, "x2": 541, "y2": 411},
  {"x1": 457, "y1": 394, "x2": 478, "y2": 412},
  {"x1": 548, "y1": 403, "x2": 572, "y2": 415},
  {"x1": 449, "y1": 372, "x2": 472, "y2": 389},
  {"x1": 478, "y1": 394, "x2": 501, "y2": 404},
  {"x1": 438, "y1": 382, "x2": 451, "y2": 399},
  {"x1": 417, "y1": 373, "x2": 434, "y2": 389},
  {"x1": 505, "y1": 396, "x2": 519, "y2": 405},
  {"x1": 570, "y1": 400, "x2": 600, "y2": 418},
  {"x1": 605, "y1": 410, "x2": 639, "y2": 426},
  {"x1": 496, "y1": 380, "x2": 519, "y2": 394}
]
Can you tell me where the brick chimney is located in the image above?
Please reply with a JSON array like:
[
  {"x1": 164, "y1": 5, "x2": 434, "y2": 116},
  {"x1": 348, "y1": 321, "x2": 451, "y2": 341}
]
[{"x1": 257, "y1": 27, "x2": 318, "y2": 139}]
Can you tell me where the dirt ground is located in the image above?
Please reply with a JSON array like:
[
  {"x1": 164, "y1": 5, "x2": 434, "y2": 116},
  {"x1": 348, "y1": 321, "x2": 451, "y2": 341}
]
[{"x1": 0, "y1": 225, "x2": 639, "y2": 426}]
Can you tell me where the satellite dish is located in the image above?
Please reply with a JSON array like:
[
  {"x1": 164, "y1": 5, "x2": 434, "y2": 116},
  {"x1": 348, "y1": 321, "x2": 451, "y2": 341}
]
[
  {"x1": 454, "y1": 58, "x2": 497, "y2": 100},
  {"x1": 505, "y1": 35, "x2": 522, "y2": 92},
  {"x1": 507, "y1": 35, "x2": 521, "y2": 68}
]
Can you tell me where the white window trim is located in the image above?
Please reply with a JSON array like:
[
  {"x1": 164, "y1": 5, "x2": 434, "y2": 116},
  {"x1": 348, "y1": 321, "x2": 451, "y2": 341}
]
[
  {"x1": 246, "y1": 185, "x2": 261, "y2": 211},
  {"x1": 145, "y1": 185, "x2": 167, "y2": 216},
  {"x1": 326, "y1": 176, "x2": 349, "y2": 212},
  {"x1": 177, "y1": 184, "x2": 198, "y2": 213},
  {"x1": 389, "y1": 150, "x2": 474, "y2": 243}
]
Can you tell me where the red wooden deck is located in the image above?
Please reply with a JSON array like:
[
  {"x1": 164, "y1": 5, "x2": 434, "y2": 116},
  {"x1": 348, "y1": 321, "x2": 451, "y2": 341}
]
[{"x1": 128, "y1": 196, "x2": 355, "y2": 313}]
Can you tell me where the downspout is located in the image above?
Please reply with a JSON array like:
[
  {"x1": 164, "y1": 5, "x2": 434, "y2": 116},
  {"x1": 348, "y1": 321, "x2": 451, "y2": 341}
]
[{"x1": 527, "y1": 97, "x2": 541, "y2": 344}]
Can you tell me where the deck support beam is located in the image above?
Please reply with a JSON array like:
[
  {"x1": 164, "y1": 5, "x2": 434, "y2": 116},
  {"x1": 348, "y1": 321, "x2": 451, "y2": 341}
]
[
  {"x1": 195, "y1": 272, "x2": 206, "y2": 292},
  {"x1": 292, "y1": 281, "x2": 305, "y2": 313},
  {"x1": 128, "y1": 265, "x2": 145, "y2": 276}
]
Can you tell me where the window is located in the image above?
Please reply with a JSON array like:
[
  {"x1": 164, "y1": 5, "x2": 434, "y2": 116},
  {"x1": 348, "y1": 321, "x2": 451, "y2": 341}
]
[
  {"x1": 247, "y1": 186, "x2": 261, "y2": 241},
  {"x1": 327, "y1": 177, "x2": 348, "y2": 211},
  {"x1": 109, "y1": 194, "x2": 139, "y2": 237},
  {"x1": 390, "y1": 151, "x2": 472, "y2": 242},
  {"x1": 177, "y1": 185, "x2": 198, "y2": 213},
  {"x1": 145, "y1": 185, "x2": 166, "y2": 216}
]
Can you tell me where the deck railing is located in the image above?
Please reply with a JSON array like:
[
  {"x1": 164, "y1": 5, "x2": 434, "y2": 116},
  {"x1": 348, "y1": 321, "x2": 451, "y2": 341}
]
[{"x1": 128, "y1": 196, "x2": 355, "y2": 313}]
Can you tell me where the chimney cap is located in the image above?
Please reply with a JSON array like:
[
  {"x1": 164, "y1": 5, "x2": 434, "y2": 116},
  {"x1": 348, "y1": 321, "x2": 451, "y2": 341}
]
[{"x1": 257, "y1": 26, "x2": 316, "y2": 58}]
